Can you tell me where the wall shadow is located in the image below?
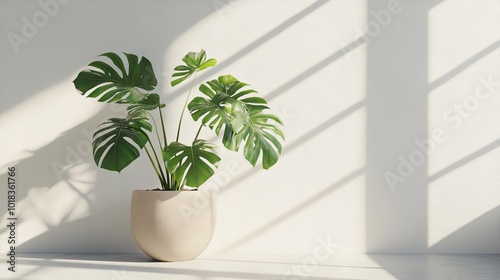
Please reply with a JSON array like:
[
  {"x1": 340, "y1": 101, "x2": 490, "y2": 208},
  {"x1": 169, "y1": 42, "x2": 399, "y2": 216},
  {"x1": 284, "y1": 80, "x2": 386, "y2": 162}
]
[
  {"x1": 429, "y1": 206, "x2": 500, "y2": 253},
  {"x1": 0, "y1": 108, "x2": 136, "y2": 253},
  {"x1": 366, "y1": 0, "x2": 436, "y2": 253},
  {"x1": 366, "y1": 0, "x2": 500, "y2": 278},
  {"x1": 428, "y1": 138, "x2": 500, "y2": 182},
  {"x1": 0, "y1": 111, "x2": 108, "y2": 232}
]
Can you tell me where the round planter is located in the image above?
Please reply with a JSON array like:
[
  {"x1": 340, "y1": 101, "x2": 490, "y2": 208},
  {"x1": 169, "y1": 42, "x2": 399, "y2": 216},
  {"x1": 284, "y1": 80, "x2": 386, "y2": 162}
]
[{"x1": 130, "y1": 189, "x2": 216, "y2": 261}]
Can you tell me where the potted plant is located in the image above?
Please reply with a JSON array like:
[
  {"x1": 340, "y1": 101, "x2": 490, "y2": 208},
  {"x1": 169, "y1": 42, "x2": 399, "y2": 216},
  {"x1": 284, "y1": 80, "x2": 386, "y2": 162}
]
[{"x1": 72, "y1": 50, "x2": 284, "y2": 261}]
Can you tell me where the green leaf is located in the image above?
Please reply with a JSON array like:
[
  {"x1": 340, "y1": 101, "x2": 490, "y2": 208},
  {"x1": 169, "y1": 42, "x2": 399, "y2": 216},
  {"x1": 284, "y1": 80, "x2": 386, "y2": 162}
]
[
  {"x1": 163, "y1": 140, "x2": 221, "y2": 188},
  {"x1": 92, "y1": 113, "x2": 152, "y2": 172},
  {"x1": 171, "y1": 49, "x2": 217, "y2": 87},
  {"x1": 188, "y1": 94, "x2": 232, "y2": 136},
  {"x1": 188, "y1": 75, "x2": 264, "y2": 139},
  {"x1": 188, "y1": 75, "x2": 284, "y2": 169},
  {"x1": 127, "y1": 93, "x2": 165, "y2": 116},
  {"x1": 232, "y1": 108, "x2": 284, "y2": 169},
  {"x1": 73, "y1": 52, "x2": 157, "y2": 103}
]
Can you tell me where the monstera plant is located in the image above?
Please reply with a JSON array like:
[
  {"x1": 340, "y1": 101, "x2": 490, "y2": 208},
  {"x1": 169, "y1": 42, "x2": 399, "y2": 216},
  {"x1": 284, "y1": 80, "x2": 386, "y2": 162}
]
[
  {"x1": 73, "y1": 50, "x2": 284, "y2": 261},
  {"x1": 73, "y1": 50, "x2": 284, "y2": 191}
]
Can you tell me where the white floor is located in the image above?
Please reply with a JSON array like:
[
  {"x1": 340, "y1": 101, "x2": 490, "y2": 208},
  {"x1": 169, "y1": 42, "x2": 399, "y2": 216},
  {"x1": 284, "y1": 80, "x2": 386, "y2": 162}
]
[{"x1": 1, "y1": 253, "x2": 499, "y2": 280}]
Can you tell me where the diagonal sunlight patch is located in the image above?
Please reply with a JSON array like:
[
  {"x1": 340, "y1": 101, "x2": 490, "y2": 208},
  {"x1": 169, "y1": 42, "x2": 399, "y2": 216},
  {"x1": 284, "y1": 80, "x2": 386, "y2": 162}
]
[
  {"x1": 427, "y1": 0, "x2": 500, "y2": 250},
  {"x1": 428, "y1": 1, "x2": 500, "y2": 87},
  {"x1": 428, "y1": 144, "x2": 500, "y2": 248},
  {"x1": 164, "y1": 0, "x2": 331, "y2": 100},
  {"x1": 218, "y1": 168, "x2": 365, "y2": 253}
]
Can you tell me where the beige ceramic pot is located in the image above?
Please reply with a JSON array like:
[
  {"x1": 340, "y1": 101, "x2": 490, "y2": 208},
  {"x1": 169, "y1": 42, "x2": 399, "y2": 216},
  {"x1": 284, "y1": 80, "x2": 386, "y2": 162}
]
[{"x1": 130, "y1": 189, "x2": 216, "y2": 261}]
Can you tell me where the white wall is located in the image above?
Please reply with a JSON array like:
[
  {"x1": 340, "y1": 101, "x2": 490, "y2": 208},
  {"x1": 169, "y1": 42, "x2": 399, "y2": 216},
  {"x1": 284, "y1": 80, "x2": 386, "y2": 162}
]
[{"x1": 0, "y1": 0, "x2": 499, "y2": 256}]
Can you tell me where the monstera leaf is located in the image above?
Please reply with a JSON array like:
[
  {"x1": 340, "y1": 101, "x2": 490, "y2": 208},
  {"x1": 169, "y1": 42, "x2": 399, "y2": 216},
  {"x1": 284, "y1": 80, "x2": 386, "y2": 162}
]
[
  {"x1": 188, "y1": 75, "x2": 268, "y2": 139},
  {"x1": 163, "y1": 140, "x2": 221, "y2": 188},
  {"x1": 231, "y1": 107, "x2": 284, "y2": 169},
  {"x1": 188, "y1": 93, "x2": 234, "y2": 143},
  {"x1": 127, "y1": 93, "x2": 165, "y2": 116},
  {"x1": 73, "y1": 52, "x2": 157, "y2": 103},
  {"x1": 92, "y1": 112, "x2": 152, "y2": 172},
  {"x1": 188, "y1": 75, "x2": 283, "y2": 169},
  {"x1": 171, "y1": 49, "x2": 217, "y2": 87}
]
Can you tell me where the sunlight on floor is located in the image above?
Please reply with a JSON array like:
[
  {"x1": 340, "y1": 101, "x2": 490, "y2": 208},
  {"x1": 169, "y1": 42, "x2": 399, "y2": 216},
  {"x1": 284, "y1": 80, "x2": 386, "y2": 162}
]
[
  {"x1": 1, "y1": 253, "x2": 398, "y2": 280},
  {"x1": 3, "y1": 253, "x2": 499, "y2": 280}
]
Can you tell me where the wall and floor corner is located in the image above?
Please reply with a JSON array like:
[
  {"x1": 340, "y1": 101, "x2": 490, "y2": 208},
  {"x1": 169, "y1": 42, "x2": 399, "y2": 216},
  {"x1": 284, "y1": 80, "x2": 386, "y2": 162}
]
[{"x1": 0, "y1": 0, "x2": 499, "y2": 259}]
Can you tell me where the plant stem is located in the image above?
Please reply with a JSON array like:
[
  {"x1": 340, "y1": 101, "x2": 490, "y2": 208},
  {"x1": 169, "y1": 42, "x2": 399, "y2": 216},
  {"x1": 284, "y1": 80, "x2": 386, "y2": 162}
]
[
  {"x1": 146, "y1": 110, "x2": 171, "y2": 190},
  {"x1": 174, "y1": 179, "x2": 178, "y2": 191},
  {"x1": 147, "y1": 111, "x2": 162, "y2": 149},
  {"x1": 158, "y1": 107, "x2": 168, "y2": 147},
  {"x1": 145, "y1": 145, "x2": 166, "y2": 189},
  {"x1": 157, "y1": 107, "x2": 172, "y2": 189},
  {"x1": 148, "y1": 141, "x2": 168, "y2": 189},
  {"x1": 194, "y1": 123, "x2": 204, "y2": 141},
  {"x1": 175, "y1": 71, "x2": 198, "y2": 142}
]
